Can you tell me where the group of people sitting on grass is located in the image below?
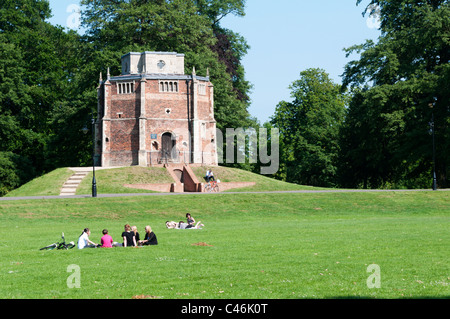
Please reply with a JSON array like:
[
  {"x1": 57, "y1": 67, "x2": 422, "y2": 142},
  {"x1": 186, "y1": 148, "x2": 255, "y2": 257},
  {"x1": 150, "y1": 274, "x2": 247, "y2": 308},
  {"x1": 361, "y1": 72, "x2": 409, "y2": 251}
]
[
  {"x1": 77, "y1": 213, "x2": 204, "y2": 249},
  {"x1": 165, "y1": 213, "x2": 204, "y2": 230},
  {"x1": 77, "y1": 224, "x2": 158, "y2": 249}
]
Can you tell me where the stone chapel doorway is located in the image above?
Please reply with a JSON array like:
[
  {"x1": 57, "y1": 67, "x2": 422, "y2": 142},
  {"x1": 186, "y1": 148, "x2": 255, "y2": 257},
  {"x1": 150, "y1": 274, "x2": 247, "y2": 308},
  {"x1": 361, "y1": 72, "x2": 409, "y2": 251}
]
[{"x1": 161, "y1": 132, "x2": 176, "y2": 163}]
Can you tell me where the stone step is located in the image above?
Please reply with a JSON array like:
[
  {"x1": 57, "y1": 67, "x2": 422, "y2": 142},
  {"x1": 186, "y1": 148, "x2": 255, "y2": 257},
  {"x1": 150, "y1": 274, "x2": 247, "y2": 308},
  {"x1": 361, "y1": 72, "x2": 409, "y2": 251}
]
[
  {"x1": 64, "y1": 181, "x2": 80, "y2": 185},
  {"x1": 69, "y1": 176, "x2": 86, "y2": 180},
  {"x1": 59, "y1": 169, "x2": 91, "y2": 196},
  {"x1": 60, "y1": 185, "x2": 78, "y2": 190},
  {"x1": 60, "y1": 191, "x2": 76, "y2": 196},
  {"x1": 71, "y1": 175, "x2": 87, "y2": 179}
]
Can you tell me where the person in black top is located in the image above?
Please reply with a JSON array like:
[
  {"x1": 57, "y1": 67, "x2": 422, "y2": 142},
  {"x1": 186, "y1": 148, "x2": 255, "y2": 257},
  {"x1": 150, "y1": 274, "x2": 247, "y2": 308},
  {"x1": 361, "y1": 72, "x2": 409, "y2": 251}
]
[
  {"x1": 138, "y1": 225, "x2": 158, "y2": 246},
  {"x1": 122, "y1": 224, "x2": 136, "y2": 247},
  {"x1": 186, "y1": 213, "x2": 195, "y2": 229},
  {"x1": 131, "y1": 226, "x2": 140, "y2": 243}
]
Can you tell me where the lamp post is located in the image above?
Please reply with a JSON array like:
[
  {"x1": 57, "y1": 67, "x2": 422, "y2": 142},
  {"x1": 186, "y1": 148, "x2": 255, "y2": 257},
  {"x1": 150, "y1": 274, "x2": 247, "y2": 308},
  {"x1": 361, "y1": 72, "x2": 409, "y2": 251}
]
[
  {"x1": 429, "y1": 98, "x2": 437, "y2": 191},
  {"x1": 91, "y1": 116, "x2": 97, "y2": 197},
  {"x1": 82, "y1": 116, "x2": 97, "y2": 197}
]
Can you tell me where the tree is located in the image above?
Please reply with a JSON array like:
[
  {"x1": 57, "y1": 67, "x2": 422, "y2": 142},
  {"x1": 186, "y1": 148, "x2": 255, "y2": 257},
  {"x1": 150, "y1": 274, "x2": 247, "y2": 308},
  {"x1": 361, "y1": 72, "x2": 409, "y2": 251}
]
[
  {"x1": 0, "y1": 0, "x2": 83, "y2": 193},
  {"x1": 195, "y1": 0, "x2": 252, "y2": 106},
  {"x1": 0, "y1": 152, "x2": 35, "y2": 196},
  {"x1": 271, "y1": 69, "x2": 347, "y2": 187},
  {"x1": 194, "y1": 0, "x2": 246, "y2": 26},
  {"x1": 341, "y1": 0, "x2": 450, "y2": 188}
]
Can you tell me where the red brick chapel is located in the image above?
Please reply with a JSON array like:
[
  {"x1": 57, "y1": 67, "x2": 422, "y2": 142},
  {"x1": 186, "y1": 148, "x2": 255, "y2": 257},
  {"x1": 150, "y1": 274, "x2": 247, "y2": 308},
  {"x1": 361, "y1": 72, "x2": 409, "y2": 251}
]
[{"x1": 95, "y1": 51, "x2": 218, "y2": 168}]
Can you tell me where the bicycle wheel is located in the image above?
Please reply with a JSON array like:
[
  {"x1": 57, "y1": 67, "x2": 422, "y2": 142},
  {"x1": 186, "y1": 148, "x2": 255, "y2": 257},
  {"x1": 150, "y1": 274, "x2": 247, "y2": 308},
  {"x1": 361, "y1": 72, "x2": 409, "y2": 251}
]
[
  {"x1": 40, "y1": 243, "x2": 58, "y2": 251},
  {"x1": 213, "y1": 184, "x2": 220, "y2": 192}
]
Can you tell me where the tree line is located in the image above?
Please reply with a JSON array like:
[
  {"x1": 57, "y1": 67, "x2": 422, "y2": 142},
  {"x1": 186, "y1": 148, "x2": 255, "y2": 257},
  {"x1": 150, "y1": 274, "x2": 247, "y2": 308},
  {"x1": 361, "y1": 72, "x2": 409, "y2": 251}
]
[
  {"x1": 270, "y1": 0, "x2": 449, "y2": 189},
  {"x1": 0, "y1": 0, "x2": 448, "y2": 195}
]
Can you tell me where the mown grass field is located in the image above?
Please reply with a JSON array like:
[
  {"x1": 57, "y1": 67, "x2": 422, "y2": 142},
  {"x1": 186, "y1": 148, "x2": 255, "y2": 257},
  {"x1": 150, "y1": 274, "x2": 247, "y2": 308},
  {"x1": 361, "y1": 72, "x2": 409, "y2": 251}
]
[{"x1": 0, "y1": 190, "x2": 448, "y2": 299}]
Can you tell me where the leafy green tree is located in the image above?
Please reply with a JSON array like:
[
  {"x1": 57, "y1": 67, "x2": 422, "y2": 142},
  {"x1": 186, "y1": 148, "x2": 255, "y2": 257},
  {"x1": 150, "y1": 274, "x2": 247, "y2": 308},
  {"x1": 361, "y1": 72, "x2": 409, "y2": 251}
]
[
  {"x1": 0, "y1": 0, "x2": 83, "y2": 193},
  {"x1": 0, "y1": 152, "x2": 35, "y2": 196},
  {"x1": 195, "y1": 0, "x2": 252, "y2": 106},
  {"x1": 271, "y1": 68, "x2": 347, "y2": 187},
  {"x1": 341, "y1": 0, "x2": 450, "y2": 188},
  {"x1": 194, "y1": 0, "x2": 246, "y2": 26}
]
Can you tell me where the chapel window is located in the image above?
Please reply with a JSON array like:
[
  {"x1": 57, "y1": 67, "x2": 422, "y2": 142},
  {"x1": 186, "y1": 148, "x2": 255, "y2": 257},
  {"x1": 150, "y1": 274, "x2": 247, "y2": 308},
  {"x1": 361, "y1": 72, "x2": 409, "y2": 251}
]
[
  {"x1": 159, "y1": 81, "x2": 179, "y2": 93},
  {"x1": 198, "y1": 83, "x2": 206, "y2": 95},
  {"x1": 117, "y1": 82, "x2": 135, "y2": 94}
]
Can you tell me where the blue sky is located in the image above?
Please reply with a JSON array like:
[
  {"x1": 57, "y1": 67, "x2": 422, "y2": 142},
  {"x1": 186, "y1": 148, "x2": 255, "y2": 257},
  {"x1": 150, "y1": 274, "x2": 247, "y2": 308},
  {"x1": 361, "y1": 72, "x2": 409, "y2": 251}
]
[{"x1": 48, "y1": 0, "x2": 380, "y2": 124}]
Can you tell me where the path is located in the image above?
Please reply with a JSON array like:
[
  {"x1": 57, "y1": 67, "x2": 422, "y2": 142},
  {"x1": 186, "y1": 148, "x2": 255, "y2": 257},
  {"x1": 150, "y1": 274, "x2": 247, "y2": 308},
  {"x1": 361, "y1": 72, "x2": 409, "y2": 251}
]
[{"x1": 1, "y1": 188, "x2": 448, "y2": 201}]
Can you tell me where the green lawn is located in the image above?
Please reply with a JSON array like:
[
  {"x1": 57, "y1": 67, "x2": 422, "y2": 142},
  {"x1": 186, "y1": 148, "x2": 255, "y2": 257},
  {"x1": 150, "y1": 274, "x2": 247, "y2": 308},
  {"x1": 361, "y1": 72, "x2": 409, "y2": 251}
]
[{"x1": 0, "y1": 191, "x2": 448, "y2": 299}]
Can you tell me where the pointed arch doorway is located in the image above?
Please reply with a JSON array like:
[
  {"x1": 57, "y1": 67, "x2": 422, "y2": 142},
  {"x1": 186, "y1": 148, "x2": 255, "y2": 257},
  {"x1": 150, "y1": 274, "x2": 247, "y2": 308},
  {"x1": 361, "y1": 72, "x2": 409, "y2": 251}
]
[{"x1": 161, "y1": 132, "x2": 176, "y2": 163}]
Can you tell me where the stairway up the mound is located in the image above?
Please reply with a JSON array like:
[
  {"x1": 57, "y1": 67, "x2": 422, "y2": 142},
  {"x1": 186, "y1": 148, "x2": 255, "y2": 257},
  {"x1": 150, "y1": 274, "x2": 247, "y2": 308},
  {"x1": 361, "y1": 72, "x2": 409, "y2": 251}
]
[{"x1": 59, "y1": 169, "x2": 91, "y2": 196}]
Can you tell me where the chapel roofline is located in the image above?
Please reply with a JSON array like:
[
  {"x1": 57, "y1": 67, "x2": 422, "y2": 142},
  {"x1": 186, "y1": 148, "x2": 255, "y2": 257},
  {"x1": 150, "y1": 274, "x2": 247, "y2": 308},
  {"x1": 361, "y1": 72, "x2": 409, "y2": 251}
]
[
  {"x1": 108, "y1": 74, "x2": 211, "y2": 82},
  {"x1": 121, "y1": 51, "x2": 185, "y2": 59}
]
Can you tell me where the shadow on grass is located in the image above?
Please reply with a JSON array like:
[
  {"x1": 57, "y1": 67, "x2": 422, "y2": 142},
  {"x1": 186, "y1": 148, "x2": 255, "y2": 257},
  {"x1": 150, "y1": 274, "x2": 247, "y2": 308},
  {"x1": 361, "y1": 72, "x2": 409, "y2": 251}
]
[{"x1": 327, "y1": 296, "x2": 449, "y2": 299}]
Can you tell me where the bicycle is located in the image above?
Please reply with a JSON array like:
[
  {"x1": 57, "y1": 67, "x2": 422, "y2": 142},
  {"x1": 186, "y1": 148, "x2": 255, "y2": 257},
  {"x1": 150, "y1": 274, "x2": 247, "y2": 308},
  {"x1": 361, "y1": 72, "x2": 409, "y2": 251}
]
[
  {"x1": 204, "y1": 180, "x2": 220, "y2": 193},
  {"x1": 40, "y1": 232, "x2": 76, "y2": 250}
]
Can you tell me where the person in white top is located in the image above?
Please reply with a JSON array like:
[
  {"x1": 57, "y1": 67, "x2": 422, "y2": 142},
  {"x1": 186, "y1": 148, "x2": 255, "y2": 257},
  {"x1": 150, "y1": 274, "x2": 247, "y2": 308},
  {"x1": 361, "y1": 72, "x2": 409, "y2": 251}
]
[
  {"x1": 204, "y1": 170, "x2": 215, "y2": 182},
  {"x1": 209, "y1": 170, "x2": 215, "y2": 181},
  {"x1": 77, "y1": 228, "x2": 98, "y2": 249},
  {"x1": 204, "y1": 170, "x2": 211, "y2": 182}
]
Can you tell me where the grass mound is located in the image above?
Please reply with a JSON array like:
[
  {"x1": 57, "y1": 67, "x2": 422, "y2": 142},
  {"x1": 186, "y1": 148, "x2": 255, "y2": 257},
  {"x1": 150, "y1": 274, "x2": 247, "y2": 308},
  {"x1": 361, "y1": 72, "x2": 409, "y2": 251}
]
[
  {"x1": 5, "y1": 165, "x2": 321, "y2": 197},
  {"x1": 77, "y1": 166, "x2": 174, "y2": 195},
  {"x1": 191, "y1": 166, "x2": 323, "y2": 192},
  {"x1": 5, "y1": 168, "x2": 74, "y2": 197}
]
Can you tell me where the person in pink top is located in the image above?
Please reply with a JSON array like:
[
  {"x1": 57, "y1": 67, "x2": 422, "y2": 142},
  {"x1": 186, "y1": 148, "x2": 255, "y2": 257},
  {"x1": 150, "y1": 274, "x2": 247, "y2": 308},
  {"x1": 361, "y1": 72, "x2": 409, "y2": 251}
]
[{"x1": 100, "y1": 229, "x2": 113, "y2": 248}]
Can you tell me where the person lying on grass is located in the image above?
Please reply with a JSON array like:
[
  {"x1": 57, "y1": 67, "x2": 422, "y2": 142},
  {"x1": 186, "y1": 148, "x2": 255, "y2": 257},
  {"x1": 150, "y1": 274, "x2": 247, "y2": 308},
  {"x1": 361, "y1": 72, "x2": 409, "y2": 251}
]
[{"x1": 165, "y1": 220, "x2": 204, "y2": 229}]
